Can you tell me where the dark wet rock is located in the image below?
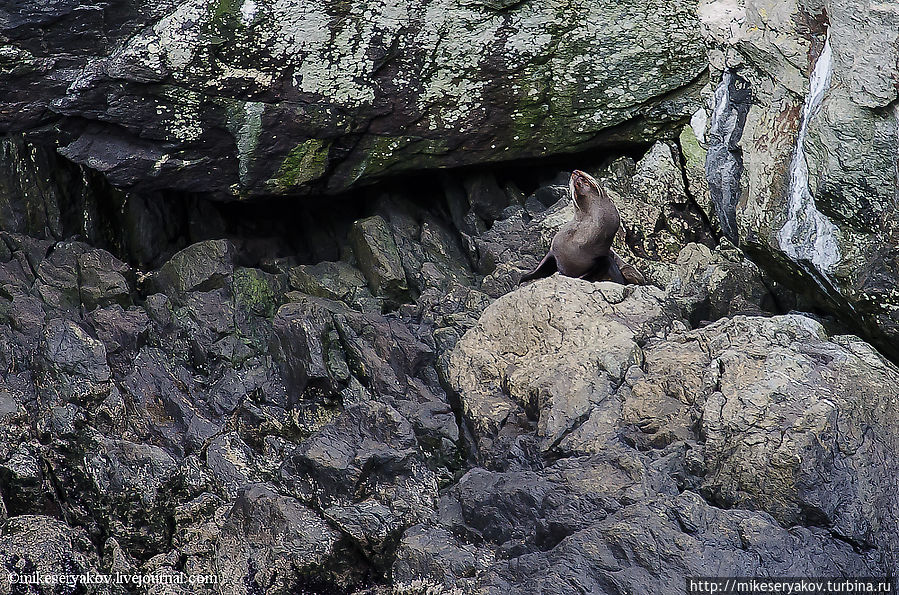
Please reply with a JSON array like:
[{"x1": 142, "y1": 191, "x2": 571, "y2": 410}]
[
  {"x1": 0, "y1": 516, "x2": 102, "y2": 591},
  {"x1": 408, "y1": 283, "x2": 492, "y2": 350},
  {"x1": 324, "y1": 499, "x2": 402, "y2": 566},
  {"x1": 279, "y1": 401, "x2": 423, "y2": 507},
  {"x1": 88, "y1": 305, "x2": 150, "y2": 360},
  {"x1": 462, "y1": 172, "x2": 511, "y2": 222},
  {"x1": 472, "y1": 208, "x2": 543, "y2": 279},
  {"x1": 0, "y1": 136, "x2": 89, "y2": 240},
  {"x1": 391, "y1": 524, "x2": 493, "y2": 593},
  {"x1": 0, "y1": 255, "x2": 30, "y2": 292},
  {"x1": 0, "y1": 288, "x2": 45, "y2": 337},
  {"x1": 530, "y1": 180, "x2": 569, "y2": 209},
  {"x1": 0, "y1": 232, "x2": 52, "y2": 277},
  {"x1": 172, "y1": 288, "x2": 236, "y2": 365},
  {"x1": 0, "y1": 442, "x2": 45, "y2": 517},
  {"x1": 214, "y1": 485, "x2": 347, "y2": 595},
  {"x1": 78, "y1": 249, "x2": 131, "y2": 311},
  {"x1": 375, "y1": 198, "x2": 475, "y2": 296},
  {"x1": 142, "y1": 293, "x2": 174, "y2": 330},
  {"x1": 270, "y1": 298, "x2": 346, "y2": 401},
  {"x1": 288, "y1": 261, "x2": 378, "y2": 311},
  {"x1": 149, "y1": 240, "x2": 234, "y2": 302},
  {"x1": 39, "y1": 317, "x2": 110, "y2": 385},
  {"x1": 205, "y1": 432, "x2": 262, "y2": 500},
  {"x1": 272, "y1": 294, "x2": 459, "y2": 464},
  {"x1": 478, "y1": 492, "x2": 883, "y2": 594},
  {"x1": 35, "y1": 240, "x2": 88, "y2": 310},
  {"x1": 350, "y1": 215, "x2": 408, "y2": 304},
  {"x1": 120, "y1": 347, "x2": 221, "y2": 455},
  {"x1": 76, "y1": 438, "x2": 181, "y2": 558},
  {"x1": 440, "y1": 448, "x2": 677, "y2": 554}
]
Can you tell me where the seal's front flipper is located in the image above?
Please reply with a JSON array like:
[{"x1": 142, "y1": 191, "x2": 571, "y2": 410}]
[
  {"x1": 520, "y1": 251, "x2": 558, "y2": 283},
  {"x1": 587, "y1": 252, "x2": 644, "y2": 285},
  {"x1": 611, "y1": 251, "x2": 645, "y2": 285}
]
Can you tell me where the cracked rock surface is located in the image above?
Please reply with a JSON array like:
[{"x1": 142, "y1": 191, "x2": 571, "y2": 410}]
[
  {"x1": 0, "y1": 0, "x2": 706, "y2": 197},
  {"x1": 0, "y1": 151, "x2": 895, "y2": 592},
  {"x1": 698, "y1": 0, "x2": 899, "y2": 355}
]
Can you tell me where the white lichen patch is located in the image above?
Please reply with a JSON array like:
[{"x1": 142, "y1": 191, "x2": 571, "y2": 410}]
[
  {"x1": 691, "y1": 107, "x2": 709, "y2": 145},
  {"x1": 268, "y1": 0, "x2": 411, "y2": 106},
  {"x1": 154, "y1": 0, "x2": 207, "y2": 72},
  {"x1": 158, "y1": 86, "x2": 206, "y2": 143},
  {"x1": 240, "y1": 0, "x2": 258, "y2": 25},
  {"x1": 414, "y1": 1, "x2": 500, "y2": 126},
  {"x1": 58, "y1": 0, "x2": 709, "y2": 193},
  {"x1": 212, "y1": 63, "x2": 275, "y2": 90},
  {"x1": 106, "y1": 31, "x2": 168, "y2": 81}
]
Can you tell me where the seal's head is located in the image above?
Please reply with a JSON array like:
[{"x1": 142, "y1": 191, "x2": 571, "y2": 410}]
[{"x1": 569, "y1": 170, "x2": 609, "y2": 212}]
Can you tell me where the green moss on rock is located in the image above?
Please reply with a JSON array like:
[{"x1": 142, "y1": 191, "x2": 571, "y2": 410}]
[
  {"x1": 269, "y1": 139, "x2": 331, "y2": 191},
  {"x1": 679, "y1": 124, "x2": 706, "y2": 168},
  {"x1": 212, "y1": 0, "x2": 241, "y2": 24},
  {"x1": 233, "y1": 267, "x2": 280, "y2": 318}
]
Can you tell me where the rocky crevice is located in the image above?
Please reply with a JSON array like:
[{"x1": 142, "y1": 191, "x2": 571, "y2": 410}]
[
  {"x1": 0, "y1": 130, "x2": 819, "y2": 592},
  {"x1": 1, "y1": 0, "x2": 899, "y2": 591}
]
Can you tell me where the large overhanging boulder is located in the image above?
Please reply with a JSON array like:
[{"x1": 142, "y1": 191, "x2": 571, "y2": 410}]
[
  {"x1": 698, "y1": 0, "x2": 899, "y2": 350},
  {"x1": 1, "y1": 0, "x2": 706, "y2": 197}
]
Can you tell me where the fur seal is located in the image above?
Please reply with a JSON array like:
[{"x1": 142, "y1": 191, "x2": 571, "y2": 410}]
[{"x1": 520, "y1": 170, "x2": 645, "y2": 285}]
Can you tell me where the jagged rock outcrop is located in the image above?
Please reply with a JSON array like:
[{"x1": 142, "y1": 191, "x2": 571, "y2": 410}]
[
  {"x1": 697, "y1": 0, "x2": 899, "y2": 353},
  {"x1": 447, "y1": 281, "x2": 678, "y2": 458},
  {"x1": 434, "y1": 276, "x2": 898, "y2": 591},
  {"x1": 1, "y1": 0, "x2": 706, "y2": 197},
  {"x1": 0, "y1": 107, "x2": 894, "y2": 593}
]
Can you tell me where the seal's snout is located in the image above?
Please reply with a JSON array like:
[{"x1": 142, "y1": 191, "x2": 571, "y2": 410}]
[{"x1": 569, "y1": 169, "x2": 602, "y2": 210}]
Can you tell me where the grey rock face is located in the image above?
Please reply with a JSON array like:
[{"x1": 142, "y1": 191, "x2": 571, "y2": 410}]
[
  {"x1": 699, "y1": 0, "x2": 899, "y2": 353},
  {"x1": 148, "y1": 239, "x2": 234, "y2": 301},
  {"x1": 1, "y1": 89, "x2": 897, "y2": 594},
  {"x1": 658, "y1": 241, "x2": 778, "y2": 325},
  {"x1": 695, "y1": 317, "x2": 899, "y2": 560},
  {"x1": 41, "y1": 318, "x2": 110, "y2": 383},
  {"x1": 78, "y1": 249, "x2": 132, "y2": 311},
  {"x1": 447, "y1": 278, "x2": 677, "y2": 455},
  {"x1": 288, "y1": 261, "x2": 377, "y2": 311},
  {"x1": 430, "y1": 277, "x2": 898, "y2": 590},
  {"x1": 0, "y1": 516, "x2": 103, "y2": 591},
  {"x1": 1, "y1": 0, "x2": 706, "y2": 197},
  {"x1": 350, "y1": 216, "x2": 409, "y2": 304},
  {"x1": 0, "y1": 138, "x2": 69, "y2": 239},
  {"x1": 214, "y1": 485, "x2": 344, "y2": 595}
]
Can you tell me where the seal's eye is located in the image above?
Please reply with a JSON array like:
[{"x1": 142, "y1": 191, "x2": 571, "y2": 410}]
[
  {"x1": 572, "y1": 177, "x2": 596, "y2": 211},
  {"x1": 574, "y1": 178, "x2": 596, "y2": 197}
]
